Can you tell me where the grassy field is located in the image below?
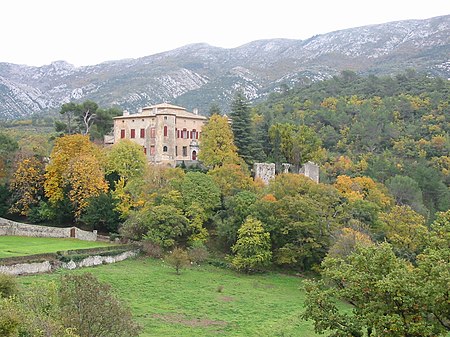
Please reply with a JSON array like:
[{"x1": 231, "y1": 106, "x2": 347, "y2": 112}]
[
  {"x1": 19, "y1": 257, "x2": 327, "y2": 337},
  {"x1": 0, "y1": 236, "x2": 113, "y2": 258}
]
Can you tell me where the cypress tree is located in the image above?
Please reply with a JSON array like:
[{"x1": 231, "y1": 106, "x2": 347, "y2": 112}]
[{"x1": 230, "y1": 92, "x2": 255, "y2": 165}]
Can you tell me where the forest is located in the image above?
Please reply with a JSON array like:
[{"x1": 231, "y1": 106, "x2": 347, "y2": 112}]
[{"x1": 0, "y1": 70, "x2": 449, "y2": 336}]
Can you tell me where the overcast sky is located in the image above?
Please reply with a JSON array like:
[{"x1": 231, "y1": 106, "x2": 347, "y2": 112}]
[{"x1": 1, "y1": 0, "x2": 449, "y2": 67}]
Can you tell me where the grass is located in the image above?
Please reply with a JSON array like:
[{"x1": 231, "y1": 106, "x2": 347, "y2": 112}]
[
  {"x1": 0, "y1": 236, "x2": 113, "y2": 258},
  {"x1": 19, "y1": 257, "x2": 326, "y2": 337}
]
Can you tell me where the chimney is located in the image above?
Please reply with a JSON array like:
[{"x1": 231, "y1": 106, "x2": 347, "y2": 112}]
[
  {"x1": 123, "y1": 110, "x2": 130, "y2": 116},
  {"x1": 193, "y1": 108, "x2": 198, "y2": 115}
]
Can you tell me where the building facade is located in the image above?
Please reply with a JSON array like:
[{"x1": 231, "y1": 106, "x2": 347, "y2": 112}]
[{"x1": 112, "y1": 103, "x2": 207, "y2": 166}]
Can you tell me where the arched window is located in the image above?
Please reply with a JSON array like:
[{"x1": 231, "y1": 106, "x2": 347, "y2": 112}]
[
  {"x1": 164, "y1": 126, "x2": 168, "y2": 137},
  {"x1": 163, "y1": 146, "x2": 168, "y2": 152},
  {"x1": 192, "y1": 150, "x2": 197, "y2": 161}
]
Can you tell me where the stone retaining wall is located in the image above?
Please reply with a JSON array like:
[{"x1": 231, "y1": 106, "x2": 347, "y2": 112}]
[
  {"x1": 0, "y1": 217, "x2": 97, "y2": 241},
  {"x1": 0, "y1": 250, "x2": 139, "y2": 275}
]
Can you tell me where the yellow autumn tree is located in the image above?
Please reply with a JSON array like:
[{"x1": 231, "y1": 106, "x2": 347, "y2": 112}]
[
  {"x1": 9, "y1": 157, "x2": 45, "y2": 215},
  {"x1": 198, "y1": 114, "x2": 240, "y2": 168},
  {"x1": 380, "y1": 205, "x2": 429, "y2": 255},
  {"x1": 65, "y1": 154, "x2": 108, "y2": 217},
  {"x1": 44, "y1": 134, "x2": 107, "y2": 218},
  {"x1": 208, "y1": 163, "x2": 255, "y2": 197},
  {"x1": 327, "y1": 227, "x2": 373, "y2": 259},
  {"x1": 334, "y1": 175, "x2": 392, "y2": 209}
]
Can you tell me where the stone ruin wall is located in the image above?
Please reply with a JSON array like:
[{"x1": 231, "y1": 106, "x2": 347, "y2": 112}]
[
  {"x1": 253, "y1": 161, "x2": 320, "y2": 184},
  {"x1": 253, "y1": 163, "x2": 276, "y2": 185}
]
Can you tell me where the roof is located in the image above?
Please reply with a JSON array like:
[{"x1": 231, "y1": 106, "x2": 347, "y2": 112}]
[
  {"x1": 113, "y1": 103, "x2": 207, "y2": 120},
  {"x1": 142, "y1": 103, "x2": 186, "y2": 111}
]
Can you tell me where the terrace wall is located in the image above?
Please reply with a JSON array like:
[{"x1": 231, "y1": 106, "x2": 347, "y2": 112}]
[{"x1": 0, "y1": 250, "x2": 140, "y2": 275}]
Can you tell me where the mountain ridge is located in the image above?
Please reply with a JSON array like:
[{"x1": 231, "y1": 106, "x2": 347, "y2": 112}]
[{"x1": 0, "y1": 15, "x2": 449, "y2": 119}]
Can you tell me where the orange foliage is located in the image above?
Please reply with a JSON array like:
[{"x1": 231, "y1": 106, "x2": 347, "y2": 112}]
[{"x1": 334, "y1": 175, "x2": 392, "y2": 208}]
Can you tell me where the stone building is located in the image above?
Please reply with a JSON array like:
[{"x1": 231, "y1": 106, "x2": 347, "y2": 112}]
[{"x1": 112, "y1": 103, "x2": 207, "y2": 166}]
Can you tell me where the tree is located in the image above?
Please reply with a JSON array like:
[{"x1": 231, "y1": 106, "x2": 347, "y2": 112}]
[
  {"x1": 327, "y1": 227, "x2": 373, "y2": 259},
  {"x1": 165, "y1": 248, "x2": 190, "y2": 275},
  {"x1": 334, "y1": 175, "x2": 392, "y2": 209},
  {"x1": 9, "y1": 156, "x2": 45, "y2": 215},
  {"x1": 90, "y1": 106, "x2": 122, "y2": 140},
  {"x1": 260, "y1": 173, "x2": 344, "y2": 269},
  {"x1": 379, "y1": 205, "x2": 428, "y2": 258},
  {"x1": 143, "y1": 205, "x2": 189, "y2": 248},
  {"x1": 44, "y1": 134, "x2": 108, "y2": 219},
  {"x1": 0, "y1": 133, "x2": 19, "y2": 183},
  {"x1": 59, "y1": 102, "x2": 78, "y2": 134},
  {"x1": 106, "y1": 139, "x2": 147, "y2": 181},
  {"x1": 180, "y1": 172, "x2": 221, "y2": 217},
  {"x1": 59, "y1": 273, "x2": 141, "y2": 337},
  {"x1": 230, "y1": 92, "x2": 255, "y2": 165},
  {"x1": 269, "y1": 123, "x2": 323, "y2": 172},
  {"x1": 198, "y1": 114, "x2": 240, "y2": 168},
  {"x1": 231, "y1": 216, "x2": 272, "y2": 272},
  {"x1": 217, "y1": 190, "x2": 258, "y2": 250},
  {"x1": 386, "y1": 175, "x2": 427, "y2": 215},
  {"x1": 208, "y1": 163, "x2": 254, "y2": 197},
  {"x1": 80, "y1": 192, "x2": 121, "y2": 232},
  {"x1": 208, "y1": 102, "x2": 221, "y2": 116},
  {"x1": 303, "y1": 243, "x2": 450, "y2": 337}
]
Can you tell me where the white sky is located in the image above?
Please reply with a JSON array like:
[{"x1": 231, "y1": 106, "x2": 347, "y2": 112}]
[{"x1": 1, "y1": 0, "x2": 449, "y2": 67}]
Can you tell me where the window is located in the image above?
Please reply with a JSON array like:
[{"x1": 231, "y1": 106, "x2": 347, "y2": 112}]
[
  {"x1": 150, "y1": 146, "x2": 155, "y2": 155},
  {"x1": 143, "y1": 147, "x2": 147, "y2": 155},
  {"x1": 175, "y1": 146, "x2": 178, "y2": 156},
  {"x1": 130, "y1": 129, "x2": 136, "y2": 138},
  {"x1": 192, "y1": 150, "x2": 197, "y2": 160},
  {"x1": 182, "y1": 128, "x2": 188, "y2": 139},
  {"x1": 164, "y1": 126, "x2": 168, "y2": 137},
  {"x1": 120, "y1": 129, "x2": 125, "y2": 139},
  {"x1": 150, "y1": 127, "x2": 155, "y2": 138},
  {"x1": 191, "y1": 129, "x2": 197, "y2": 139},
  {"x1": 182, "y1": 146, "x2": 187, "y2": 157},
  {"x1": 140, "y1": 128, "x2": 145, "y2": 138},
  {"x1": 163, "y1": 146, "x2": 168, "y2": 153}
]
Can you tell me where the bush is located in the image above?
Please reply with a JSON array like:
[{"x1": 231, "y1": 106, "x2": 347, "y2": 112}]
[
  {"x1": 142, "y1": 240, "x2": 163, "y2": 258},
  {"x1": 165, "y1": 248, "x2": 190, "y2": 275},
  {"x1": 0, "y1": 274, "x2": 18, "y2": 299},
  {"x1": 188, "y1": 242, "x2": 209, "y2": 265},
  {"x1": 0, "y1": 298, "x2": 22, "y2": 337},
  {"x1": 119, "y1": 213, "x2": 148, "y2": 241},
  {"x1": 59, "y1": 273, "x2": 141, "y2": 337}
]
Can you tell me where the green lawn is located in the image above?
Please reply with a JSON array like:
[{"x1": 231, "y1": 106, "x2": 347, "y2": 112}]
[
  {"x1": 0, "y1": 236, "x2": 113, "y2": 258},
  {"x1": 20, "y1": 257, "x2": 326, "y2": 337}
]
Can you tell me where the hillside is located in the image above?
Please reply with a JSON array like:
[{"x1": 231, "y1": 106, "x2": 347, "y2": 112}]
[{"x1": 0, "y1": 15, "x2": 449, "y2": 119}]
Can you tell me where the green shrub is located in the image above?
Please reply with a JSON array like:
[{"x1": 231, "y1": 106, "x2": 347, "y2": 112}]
[
  {"x1": 188, "y1": 242, "x2": 209, "y2": 265},
  {"x1": 0, "y1": 274, "x2": 18, "y2": 299},
  {"x1": 0, "y1": 298, "x2": 22, "y2": 337},
  {"x1": 165, "y1": 248, "x2": 190, "y2": 275}
]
